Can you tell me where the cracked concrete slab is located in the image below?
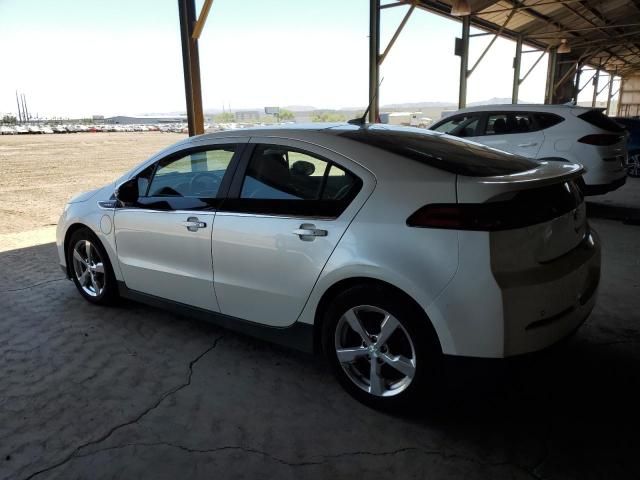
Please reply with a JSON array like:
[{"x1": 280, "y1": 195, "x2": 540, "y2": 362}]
[{"x1": 1, "y1": 217, "x2": 639, "y2": 480}]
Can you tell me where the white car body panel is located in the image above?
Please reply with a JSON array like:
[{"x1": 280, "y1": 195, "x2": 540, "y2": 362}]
[
  {"x1": 212, "y1": 136, "x2": 377, "y2": 327},
  {"x1": 114, "y1": 209, "x2": 219, "y2": 311},
  {"x1": 470, "y1": 129, "x2": 544, "y2": 158}
]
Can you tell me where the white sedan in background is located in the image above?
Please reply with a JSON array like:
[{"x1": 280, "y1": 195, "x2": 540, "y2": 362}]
[{"x1": 57, "y1": 124, "x2": 600, "y2": 409}]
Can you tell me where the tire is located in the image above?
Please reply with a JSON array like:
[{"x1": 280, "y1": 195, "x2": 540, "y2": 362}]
[
  {"x1": 66, "y1": 228, "x2": 118, "y2": 305},
  {"x1": 321, "y1": 284, "x2": 442, "y2": 411},
  {"x1": 628, "y1": 151, "x2": 640, "y2": 178}
]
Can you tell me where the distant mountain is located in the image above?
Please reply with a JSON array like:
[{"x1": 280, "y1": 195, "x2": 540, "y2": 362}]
[
  {"x1": 137, "y1": 98, "x2": 539, "y2": 119},
  {"x1": 380, "y1": 101, "x2": 456, "y2": 110},
  {"x1": 467, "y1": 97, "x2": 535, "y2": 106}
]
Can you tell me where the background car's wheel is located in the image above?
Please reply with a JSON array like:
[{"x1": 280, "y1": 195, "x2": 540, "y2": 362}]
[
  {"x1": 322, "y1": 284, "x2": 442, "y2": 410},
  {"x1": 67, "y1": 228, "x2": 118, "y2": 305},
  {"x1": 628, "y1": 151, "x2": 640, "y2": 177}
]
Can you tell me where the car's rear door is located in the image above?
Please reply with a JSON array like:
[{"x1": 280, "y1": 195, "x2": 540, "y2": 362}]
[
  {"x1": 211, "y1": 138, "x2": 375, "y2": 327},
  {"x1": 469, "y1": 112, "x2": 544, "y2": 158},
  {"x1": 114, "y1": 140, "x2": 247, "y2": 311}
]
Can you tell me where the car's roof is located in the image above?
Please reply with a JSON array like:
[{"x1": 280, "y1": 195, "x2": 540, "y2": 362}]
[
  {"x1": 188, "y1": 122, "x2": 449, "y2": 144},
  {"x1": 452, "y1": 103, "x2": 595, "y2": 114},
  {"x1": 196, "y1": 122, "x2": 343, "y2": 140}
]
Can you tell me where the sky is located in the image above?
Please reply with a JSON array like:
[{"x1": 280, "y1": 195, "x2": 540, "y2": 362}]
[{"x1": 0, "y1": 0, "x2": 618, "y2": 118}]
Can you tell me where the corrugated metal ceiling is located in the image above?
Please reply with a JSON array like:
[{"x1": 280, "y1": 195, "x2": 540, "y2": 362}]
[{"x1": 413, "y1": 0, "x2": 640, "y2": 75}]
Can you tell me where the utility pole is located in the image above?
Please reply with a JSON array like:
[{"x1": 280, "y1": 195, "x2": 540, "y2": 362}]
[
  {"x1": 16, "y1": 91, "x2": 22, "y2": 123},
  {"x1": 21, "y1": 94, "x2": 29, "y2": 122}
]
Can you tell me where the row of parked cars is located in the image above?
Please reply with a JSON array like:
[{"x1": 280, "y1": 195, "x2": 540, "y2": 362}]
[
  {"x1": 429, "y1": 104, "x2": 639, "y2": 191},
  {"x1": 0, "y1": 123, "x2": 192, "y2": 135}
]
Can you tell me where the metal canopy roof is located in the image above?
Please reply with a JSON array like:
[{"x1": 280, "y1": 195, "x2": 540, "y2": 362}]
[{"x1": 414, "y1": 0, "x2": 640, "y2": 75}]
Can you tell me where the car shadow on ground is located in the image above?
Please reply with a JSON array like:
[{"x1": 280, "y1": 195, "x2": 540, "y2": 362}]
[{"x1": 2, "y1": 241, "x2": 639, "y2": 479}]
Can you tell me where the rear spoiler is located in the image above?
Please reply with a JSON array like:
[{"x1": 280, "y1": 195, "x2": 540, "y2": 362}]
[{"x1": 456, "y1": 161, "x2": 584, "y2": 203}]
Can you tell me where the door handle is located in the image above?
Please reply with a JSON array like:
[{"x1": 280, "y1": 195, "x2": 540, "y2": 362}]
[
  {"x1": 292, "y1": 223, "x2": 327, "y2": 241},
  {"x1": 183, "y1": 216, "x2": 207, "y2": 232},
  {"x1": 517, "y1": 142, "x2": 538, "y2": 147}
]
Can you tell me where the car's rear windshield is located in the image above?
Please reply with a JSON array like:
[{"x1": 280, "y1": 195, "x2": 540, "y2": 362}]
[
  {"x1": 337, "y1": 126, "x2": 539, "y2": 177},
  {"x1": 578, "y1": 109, "x2": 624, "y2": 132}
]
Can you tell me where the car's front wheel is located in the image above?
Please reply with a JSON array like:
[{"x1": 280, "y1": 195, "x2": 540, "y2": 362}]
[
  {"x1": 67, "y1": 228, "x2": 118, "y2": 305},
  {"x1": 322, "y1": 284, "x2": 442, "y2": 410}
]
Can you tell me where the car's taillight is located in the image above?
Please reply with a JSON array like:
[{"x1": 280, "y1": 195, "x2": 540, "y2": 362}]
[
  {"x1": 407, "y1": 182, "x2": 583, "y2": 231},
  {"x1": 406, "y1": 204, "x2": 519, "y2": 231},
  {"x1": 577, "y1": 134, "x2": 623, "y2": 146}
]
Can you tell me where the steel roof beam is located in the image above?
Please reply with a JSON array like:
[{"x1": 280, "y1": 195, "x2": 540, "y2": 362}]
[{"x1": 192, "y1": 0, "x2": 214, "y2": 40}]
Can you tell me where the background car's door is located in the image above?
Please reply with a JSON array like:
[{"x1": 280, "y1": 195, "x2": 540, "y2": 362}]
[
  {"x1": 211, "y1": 138, "x2": 374, "y2": 327},
  {"x1": 114, "y1": 141, "x2": 246, "y2": 311},
  {"x1": 467, "y1": 112, "x2": 543, "y2": 157}
]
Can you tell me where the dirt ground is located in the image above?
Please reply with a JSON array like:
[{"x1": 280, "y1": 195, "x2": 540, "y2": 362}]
[
  {"x1": 0, "y1": 133, "x2": 186, "y2": 236},
  {"x1": 0, "y1": 134, "x2": 639, "y2": 479}
]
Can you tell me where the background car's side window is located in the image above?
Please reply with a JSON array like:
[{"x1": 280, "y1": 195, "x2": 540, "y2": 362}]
[
  {"x1": 433, "y1": 115, "x2": 478, "y2": 136},
  {"x1": 146, "y1": 146, "x2": 237, "y2": 198},
  {"x1": 484, "y1": 113, "x2": 535, "y2": 135},
  {"x1": 535, "y1": 113, "x2": 564, "y2": 130}
]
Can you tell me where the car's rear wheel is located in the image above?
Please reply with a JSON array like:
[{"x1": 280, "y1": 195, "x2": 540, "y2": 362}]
[
  {"x1": 67, "y1": 228, "x2": 118, "y2": 305},
  {"x1": 628, "y1": 151, "x2": 640, "y2": 177},
  {"x1": 322, "y1": 284, "x2": 442, "y2": 410}
]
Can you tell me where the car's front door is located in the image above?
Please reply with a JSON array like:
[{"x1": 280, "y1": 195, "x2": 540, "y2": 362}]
[
  {"x1": 114, "y1": 141, "x2": 246, "y2": 311},
  {"x1": 211, "y1": 139, "x2": 374, "y2": 327}
]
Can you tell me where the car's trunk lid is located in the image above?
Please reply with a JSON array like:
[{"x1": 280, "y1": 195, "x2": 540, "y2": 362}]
[{"x1": 457, "y1": 161, "x2": 586, "y2": 263}]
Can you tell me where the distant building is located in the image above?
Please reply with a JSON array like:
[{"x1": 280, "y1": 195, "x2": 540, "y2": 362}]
[
  {"x1": 104, "y1": 115, "x2": 186, "y2": 124},
  {"x1": 234, "y1": 110, "x2": 260, "y2": 122}
]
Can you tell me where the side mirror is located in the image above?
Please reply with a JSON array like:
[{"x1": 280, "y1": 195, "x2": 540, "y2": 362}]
[{"x1": 114, "y1": 178, "x2": 139, "y2": 205}]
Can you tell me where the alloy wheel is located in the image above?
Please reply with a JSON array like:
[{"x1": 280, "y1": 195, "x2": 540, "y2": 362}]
[
  {"x1": 71, "y1": 239, "x2": 106, "y2": 297},
  {"x1": 334, "y1": 305, "x2": 416, "y2": 397}
]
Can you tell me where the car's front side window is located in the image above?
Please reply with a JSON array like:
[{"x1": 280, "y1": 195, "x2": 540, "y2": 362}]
[{"x1": 147, "y1": 146, "x2": 237, "y2": 198}]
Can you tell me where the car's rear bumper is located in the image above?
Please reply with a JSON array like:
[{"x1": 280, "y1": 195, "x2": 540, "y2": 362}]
[
  {"x1": 495, "y1": 228, "x2": 601, "y2": 357},
  {"x1": 430, "y1": 226, "x2": 601, "y2": 359},
  {"x1": 581, "y1": 175, "x2": 627, "y2": 195}
]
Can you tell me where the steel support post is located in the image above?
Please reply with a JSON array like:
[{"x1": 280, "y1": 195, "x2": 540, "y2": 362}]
[
  {"x1": 458, "y1": 15, "x2": 470, "y2": 109},
  {"x1": 512, "y1": 36, "x2": 522, "y2": 104},
  {"x1": 178, "y1": 0, "x2": 205, "y2": 136},
  {"x1": 544, "y1": 48, "x2": 557, "y2": 104},
  {"x1": 368, "y1": 0, "x2": 380, "y2": 123},
  {"x1": 591, "y1": 68, "x2": 600, "y2": 107},
  {"x1": 573, "y1": 64, "x2": 582, "y2": 103},
  {"x1": 616, "y1": 77, "x2": 623, "y2": 116},
  {"x1": 606, "y1": 74, "x2": 614, "y2": 115}
]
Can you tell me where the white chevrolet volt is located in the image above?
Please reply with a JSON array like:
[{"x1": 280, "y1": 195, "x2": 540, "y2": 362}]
[{"x1": 57, "y1": 124, "x2": 601, "y2": 409}]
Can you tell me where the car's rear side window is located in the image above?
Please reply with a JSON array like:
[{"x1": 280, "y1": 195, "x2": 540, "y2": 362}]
[
  {"x1": 224, "y1": 144, "x2": 362, "y2": 218},
  {"x1": 339, "y1": 127, "x2": 539, "y2": 176},
  {"x1": 535, "y1": 113, "x2": 564, "y2": 130},
  {"x1": 578, "y1": 109, "x2": 624, "y2": 132}
]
